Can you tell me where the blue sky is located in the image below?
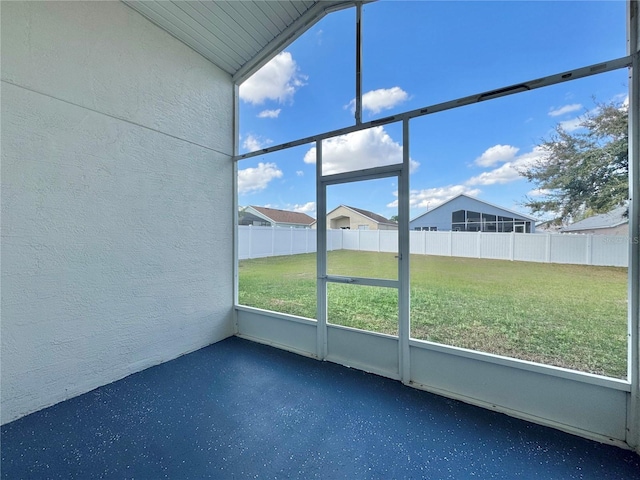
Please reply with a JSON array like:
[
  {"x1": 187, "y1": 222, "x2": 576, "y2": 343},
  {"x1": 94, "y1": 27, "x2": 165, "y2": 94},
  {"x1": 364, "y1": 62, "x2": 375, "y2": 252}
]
[{"x1": 237, "y1": 1, "x2": 628, "y2": 222}]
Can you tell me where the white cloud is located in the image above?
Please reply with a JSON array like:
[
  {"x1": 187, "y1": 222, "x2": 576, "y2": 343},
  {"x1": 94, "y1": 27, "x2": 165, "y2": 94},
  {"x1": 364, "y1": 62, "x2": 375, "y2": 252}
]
[
  {"x1": 548, "y1": 103, "x2": 582, "y2": 117},
  {"x1": 387, "y1": 185, "x2": 481, "y2": 209},
  {"x1": 467, "y1": 146, "x2": 548, "y2": 186},
  {"x1": 257, "y1": 109, "x2": 281, "y2": 119},
  {"x1": 239, "y1": 52, "x2": 307, "y2": 105},
  {"x1": 303, "y1": 126, "x2": 419, "y2": 175},
  {"x1": 292, "y1": 201, "x2": 316, "y2": 215},
  {"x1": 612, "y1": 93, "x2": 630, "y2": 108},
  {"x1": 296, "y1": 170, "x2": 304, "y2": 177},
  {"x1": 242, "y1": 134, "x2": 272, "y2": 152},
  {"x1": 559, "y1": 117, "x2": 584, "y2": 132},
  {"x1": 346, "y1": 87, "x2": 409, "y2": 115},
  {"x1": 528, "y1": 188, "x2": 551, "y2": 197},
  {"x1": 238, "y1": 162, "x2": 283, "y2": 194},
  {"x1": 467, "y1": 162, "x2": 521, "y2": 186},
  {"x1": 474, "y1": 144, "x2": 519, "y2": 167}
]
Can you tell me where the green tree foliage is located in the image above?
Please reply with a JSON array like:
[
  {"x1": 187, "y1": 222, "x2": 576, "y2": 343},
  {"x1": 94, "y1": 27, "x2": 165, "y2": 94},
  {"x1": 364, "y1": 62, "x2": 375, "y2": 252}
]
[{"x1": 521, "y1": 101, "x2": 628, "y2": 223}]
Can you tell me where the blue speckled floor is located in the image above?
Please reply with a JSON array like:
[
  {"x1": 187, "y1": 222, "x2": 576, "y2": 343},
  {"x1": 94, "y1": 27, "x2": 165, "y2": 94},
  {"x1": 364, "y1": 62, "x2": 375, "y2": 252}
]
[{"x1": 2, "y1": 336, "x2": 639, "y2": 479}]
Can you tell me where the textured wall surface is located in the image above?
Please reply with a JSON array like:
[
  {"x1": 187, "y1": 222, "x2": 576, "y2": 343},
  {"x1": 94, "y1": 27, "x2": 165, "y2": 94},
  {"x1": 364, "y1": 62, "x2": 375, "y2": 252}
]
[{"x1": 1, "y1": 1, "x2": 235, "y2": 424}]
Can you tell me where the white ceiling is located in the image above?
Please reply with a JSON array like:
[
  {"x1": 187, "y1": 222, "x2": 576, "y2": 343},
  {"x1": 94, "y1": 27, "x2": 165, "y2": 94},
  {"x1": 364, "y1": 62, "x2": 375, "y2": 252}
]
[{"x1": 123, "y1": 1, "x2": 357, "y2": 83}]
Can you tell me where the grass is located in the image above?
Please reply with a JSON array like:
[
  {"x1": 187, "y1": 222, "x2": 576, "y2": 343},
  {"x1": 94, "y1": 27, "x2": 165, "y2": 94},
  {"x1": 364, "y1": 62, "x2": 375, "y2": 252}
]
[{"x1": 238, "y1": 251, "x2": 628, "y2": 379}]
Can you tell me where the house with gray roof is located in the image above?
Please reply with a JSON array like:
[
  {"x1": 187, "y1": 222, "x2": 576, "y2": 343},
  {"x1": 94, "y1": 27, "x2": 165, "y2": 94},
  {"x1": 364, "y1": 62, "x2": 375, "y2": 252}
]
[
  {"x1": 560, "y1": 206, "x2": 629, "y2": 235},
  {"x1": 410, "y1": 194, "x2": 537, "y2": 233}
]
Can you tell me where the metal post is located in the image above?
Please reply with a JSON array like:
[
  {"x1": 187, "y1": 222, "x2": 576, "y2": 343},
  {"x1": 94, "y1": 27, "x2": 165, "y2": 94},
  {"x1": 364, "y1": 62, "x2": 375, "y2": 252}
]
[
  {"x1": 399, "y1": 119, "x2": 411, "y2": 384},
  {"x1": 626, "y1": 0, "x2": 640, "y2": 453},
  {"x1": 316, "y1": 140, "x2": 328, "y2": 360},
  {"x1": 355, "y1": 2, "x2": 363, "y2": 125},
  {"x1": 232, "y1": 84, "x2": 240, "y2": 332}
]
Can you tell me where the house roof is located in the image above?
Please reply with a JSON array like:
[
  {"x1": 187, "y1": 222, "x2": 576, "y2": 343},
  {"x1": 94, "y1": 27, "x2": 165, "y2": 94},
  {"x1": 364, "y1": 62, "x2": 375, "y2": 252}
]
[
  {"x1": 410, "y1": 193, "x2": 537, "y2": 223},
  {"x1": 560, "y1": 206, "x2": 629, "y2": 232},
  {"x1": 345, "y1": 205, "x2": 396, "y2": 226},
  {"x1": 123, "y1": 1, "x2": 360, "y2": 83},
  {"x1": 250, "y1": 206, "x2": 315, "y2": 225},
  {"x1": 320, "y1": 205, "x2": 396, "y2": 226}
]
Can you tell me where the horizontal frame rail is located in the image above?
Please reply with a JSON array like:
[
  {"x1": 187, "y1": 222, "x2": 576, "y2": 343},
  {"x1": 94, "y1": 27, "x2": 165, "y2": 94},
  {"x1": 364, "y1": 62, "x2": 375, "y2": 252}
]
[
  {"x1": 320, "y1": 164, "x2": 401, "y2": 185},
  {"x1": 234, "y1": 55, "x2": 631, "y2": 162},
  {"x1": 323, "y1": 275, "x2": 399, "y2": 289}
]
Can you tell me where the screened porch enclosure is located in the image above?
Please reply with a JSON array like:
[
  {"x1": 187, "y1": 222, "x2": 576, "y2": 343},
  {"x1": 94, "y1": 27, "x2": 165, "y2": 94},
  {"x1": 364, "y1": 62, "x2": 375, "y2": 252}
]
[
  {"x1": 450, "y1": 210, "x2": 533, "y2": 233},
  {"x1": 234, "y1": 0, "x2": 640, "y2": 453},
  {"x1": 1, "y1": 1, "x2": 639, "y2": 473}
]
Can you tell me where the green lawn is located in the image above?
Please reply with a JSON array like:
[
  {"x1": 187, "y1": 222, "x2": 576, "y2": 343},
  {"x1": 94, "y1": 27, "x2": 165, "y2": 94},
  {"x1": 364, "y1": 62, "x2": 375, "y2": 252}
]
[{"x1": 239, "y1": 251, "x2": 628, "y2": 379}]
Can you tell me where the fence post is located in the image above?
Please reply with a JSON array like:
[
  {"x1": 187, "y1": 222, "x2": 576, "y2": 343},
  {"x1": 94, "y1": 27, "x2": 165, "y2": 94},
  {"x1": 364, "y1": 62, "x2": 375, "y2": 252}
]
[
  {"x1": 448, "y1": 231, "x2": 453, "y2": 256},
  {"x1": 545, "y1": 233, "x2": 551, "y2": 263},
  {"x1": 510, "y1": 231, "x2": 515, "y2": 261},
  {"x1": 477, "y1": 231, "x2": 482, "y2": 259},
  {"x1": 290, "y1": 227, "x2": 294, "y2": 255},
  {"x1": 271, "y1": 226, "x2": 275, "y2": 257},
  {"x1": 248, "y1": 225, "x2": 253, "y2": 259},
  {"x1": 586, "y1": 234, "x2": 593, "y2": 265},
  {"x1": 378, "y1": 229, "x2": 381, "y2": 252}
]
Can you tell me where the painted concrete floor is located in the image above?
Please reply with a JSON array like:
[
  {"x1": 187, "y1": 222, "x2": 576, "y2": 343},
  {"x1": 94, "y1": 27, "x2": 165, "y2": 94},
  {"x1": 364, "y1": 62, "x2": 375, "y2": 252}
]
[{"x1": 2, "y1": 336, "x2": 639, "y2": 479}]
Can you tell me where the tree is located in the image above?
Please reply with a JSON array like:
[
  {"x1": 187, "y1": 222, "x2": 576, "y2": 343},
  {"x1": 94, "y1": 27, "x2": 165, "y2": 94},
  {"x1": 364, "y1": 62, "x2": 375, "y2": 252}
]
[
  {"x1": 521, "y1": 101, "x2": 628, "y2": 223},
  {"x1": 389, "y1": 215, "x2": 399, "y2": 223}
]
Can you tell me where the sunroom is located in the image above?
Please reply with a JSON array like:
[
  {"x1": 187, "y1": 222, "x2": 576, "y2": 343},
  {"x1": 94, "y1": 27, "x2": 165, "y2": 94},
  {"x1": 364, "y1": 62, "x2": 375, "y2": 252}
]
[{"x1": 2, "y1": 0, "x2": 639, "y2": 476}]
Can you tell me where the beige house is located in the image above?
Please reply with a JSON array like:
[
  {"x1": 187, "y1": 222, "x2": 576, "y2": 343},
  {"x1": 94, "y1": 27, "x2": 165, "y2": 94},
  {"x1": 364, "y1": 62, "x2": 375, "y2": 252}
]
[{"x1": 313, "y1": 205, "x2": 398, "y2": 230}]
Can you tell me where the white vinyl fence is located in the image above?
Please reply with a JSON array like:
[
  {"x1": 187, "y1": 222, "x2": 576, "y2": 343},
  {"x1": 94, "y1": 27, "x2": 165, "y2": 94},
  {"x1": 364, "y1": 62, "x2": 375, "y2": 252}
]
[{"x1": 238, "y1": 226, "x2": 629, "y2": 267}]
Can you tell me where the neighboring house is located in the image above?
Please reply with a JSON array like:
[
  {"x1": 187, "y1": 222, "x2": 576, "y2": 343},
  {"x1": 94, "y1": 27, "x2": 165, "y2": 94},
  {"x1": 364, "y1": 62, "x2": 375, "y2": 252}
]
[
  {"x1": 313, "y1": 205, "x2": 398, "y2": 230},
  {"x1": 410, "y1": 194, "x2": 537, "y2": 233},
  {"x1": 560, "y1": 206, "x2": 629, "y2": 235},
  {"x1": 240, "y1": 206, "x2": 315, "y2": 228}
]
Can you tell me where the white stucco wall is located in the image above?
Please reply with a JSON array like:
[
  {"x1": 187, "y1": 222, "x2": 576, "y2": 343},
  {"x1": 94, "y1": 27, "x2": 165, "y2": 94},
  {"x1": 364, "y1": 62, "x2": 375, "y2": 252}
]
[{"x1": 1, "y1": 1, "x2": 234, "y2": 424}]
